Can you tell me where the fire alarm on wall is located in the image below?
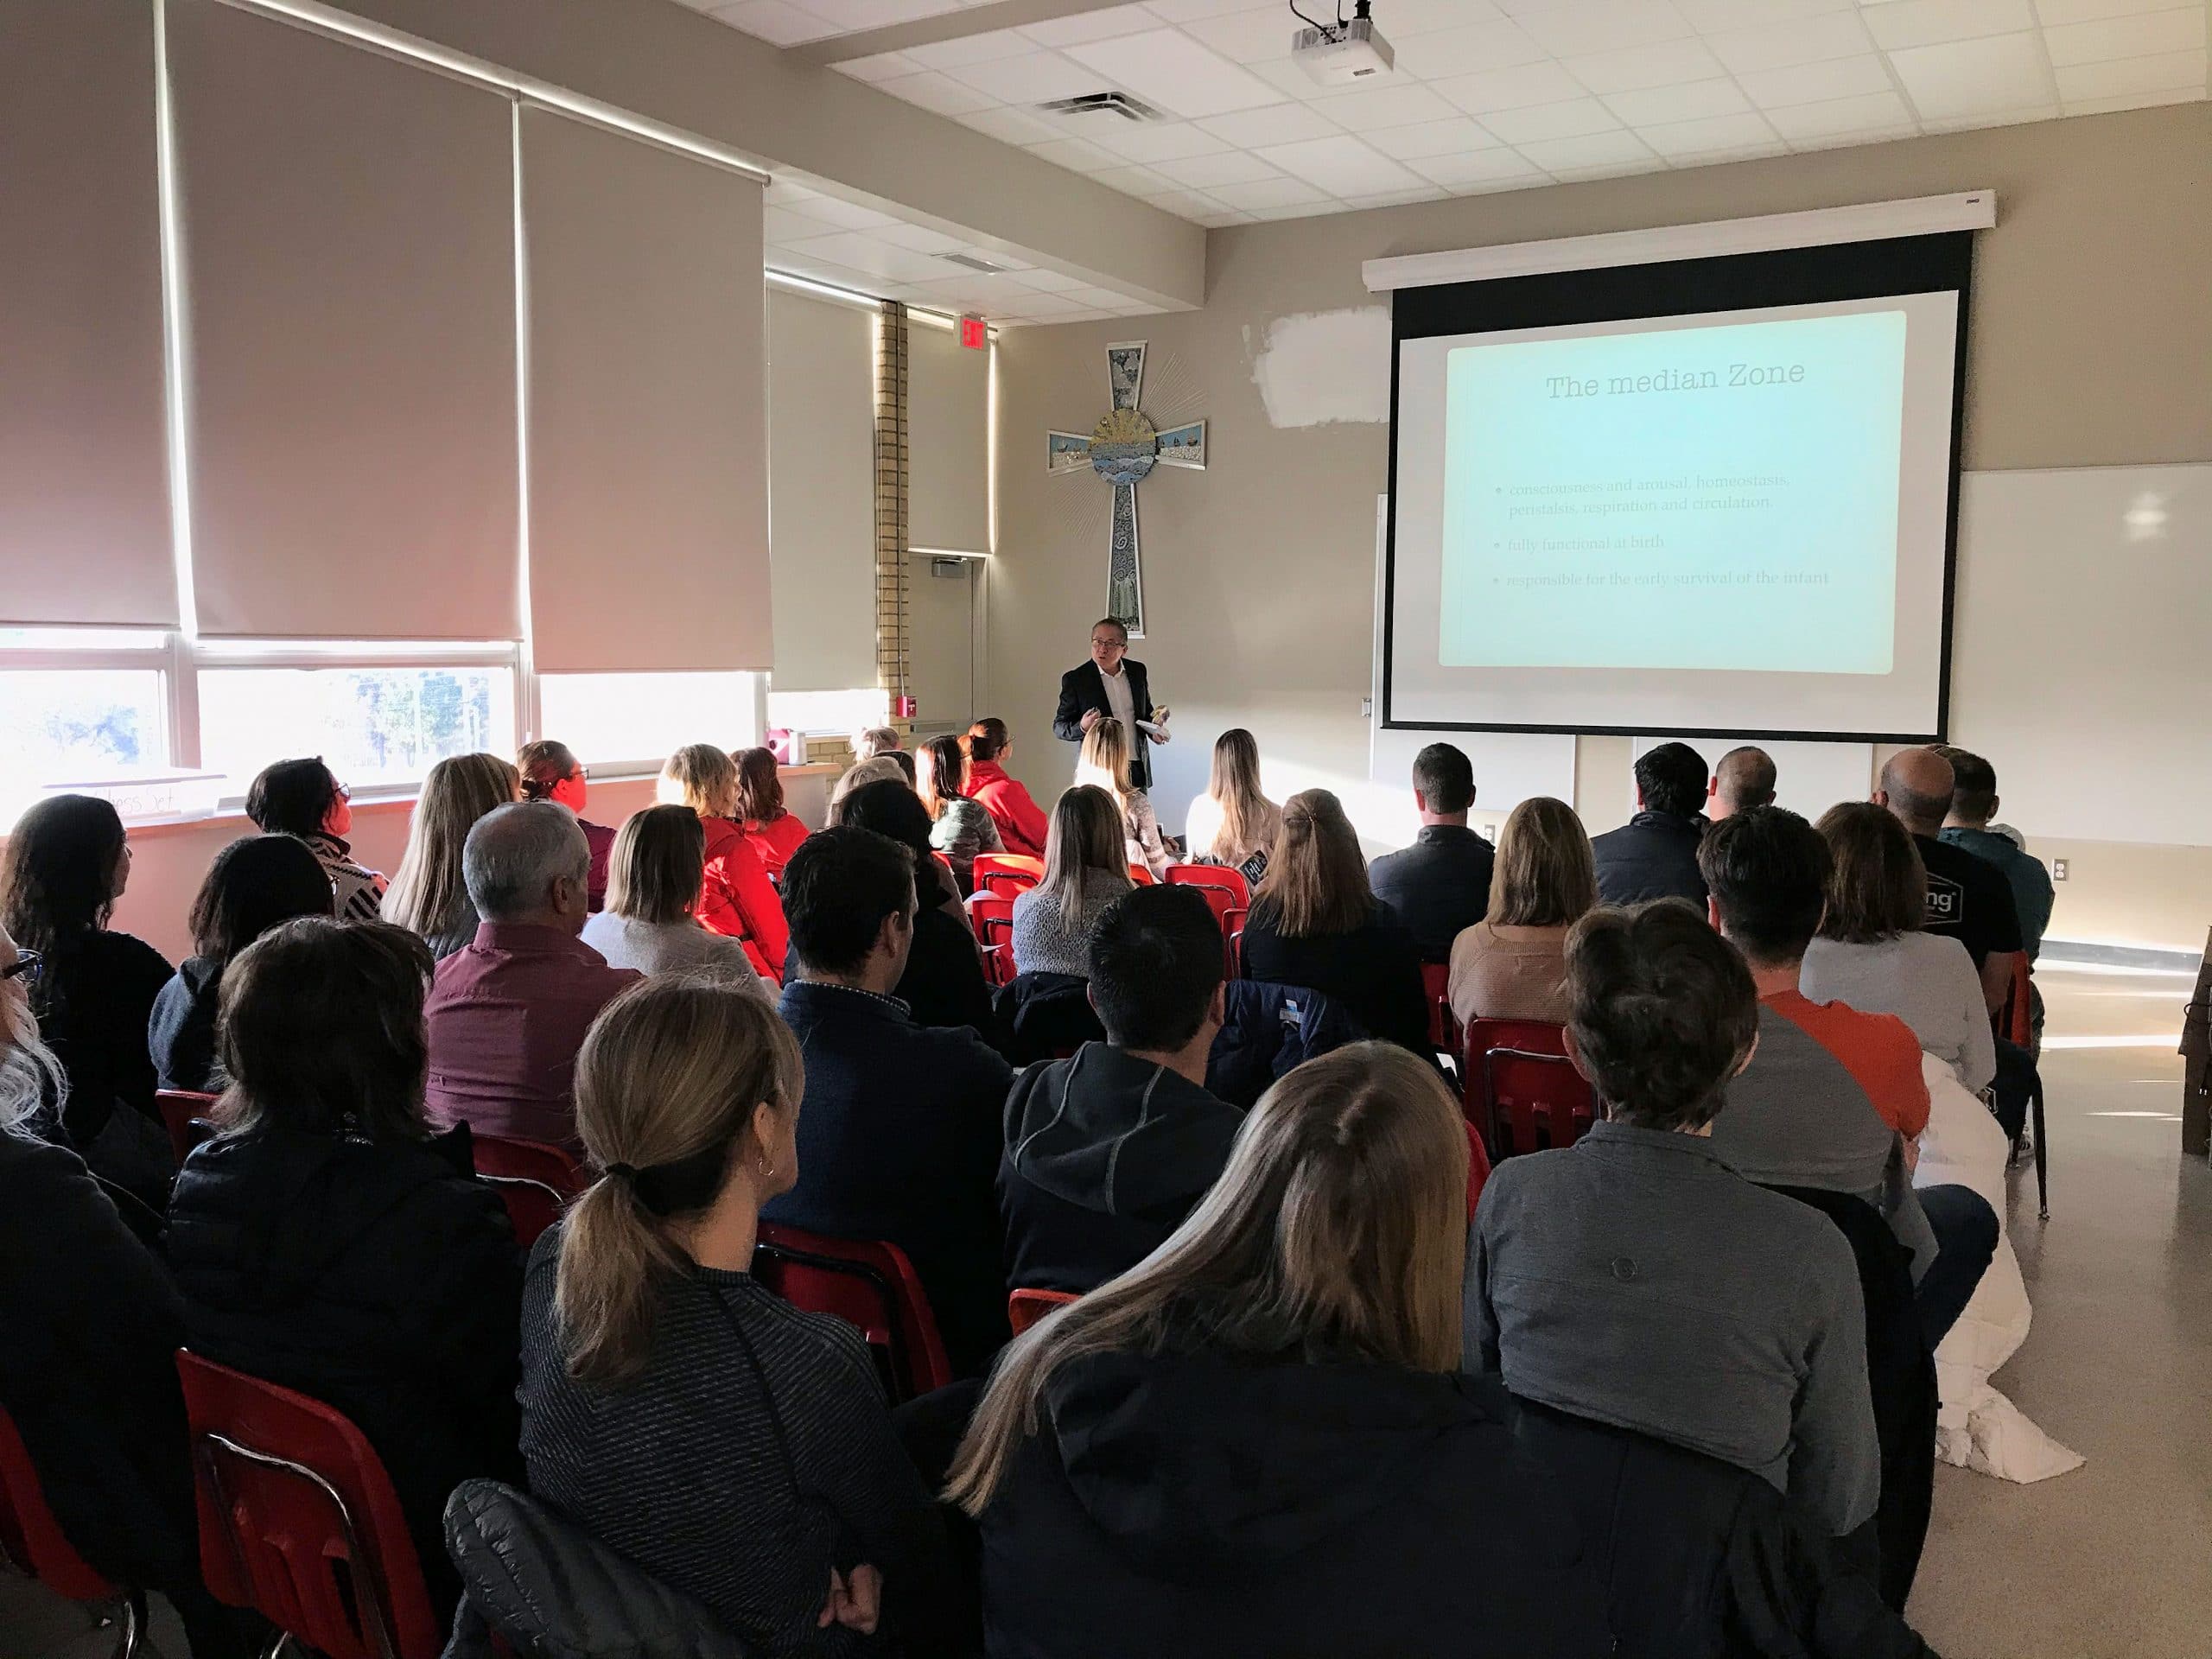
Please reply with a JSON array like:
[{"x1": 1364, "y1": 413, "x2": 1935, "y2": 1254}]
[{"x1": 959, "y1": 315, "x2": 987, "y2": 350}]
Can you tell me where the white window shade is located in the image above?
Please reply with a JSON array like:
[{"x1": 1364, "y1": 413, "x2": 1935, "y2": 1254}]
[
  {"x1": 907, "y1": 320, "x2": 989, "y2": 554},
  {"x1": 520, "y1": 107, "x2": 770, "y2": 674},
  {"x1": 0, "y1": 0, "x2": 177, "y2": 628},
  {"x1": 167, "y1": 0, "x2": 520, "y2": 644},
  {"x1": 768, "y1": 288, "x2": 877, "y2": 692}
]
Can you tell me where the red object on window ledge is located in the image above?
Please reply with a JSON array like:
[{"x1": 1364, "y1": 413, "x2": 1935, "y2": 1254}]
[{"x1": 959, "y1": 315, "x2": 987, "y2": 350}]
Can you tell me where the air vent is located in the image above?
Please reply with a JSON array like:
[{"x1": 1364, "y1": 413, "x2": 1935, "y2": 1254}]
[
  {"x1": 1037, "y1": 91, "x2": 1164, "y2": 122},
  {"x1": 940, "y1": 252, "x2": 1010, "y2": 274}
]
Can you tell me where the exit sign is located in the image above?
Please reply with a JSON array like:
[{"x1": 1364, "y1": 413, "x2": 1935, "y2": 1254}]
[{"x1": 959, "y1": 315, "x2": 987, "y2": 350}]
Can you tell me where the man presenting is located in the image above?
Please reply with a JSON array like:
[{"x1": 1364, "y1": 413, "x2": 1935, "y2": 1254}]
[{"x1": 1054, "y1": 618, "x2": 1165, "y2": 791}]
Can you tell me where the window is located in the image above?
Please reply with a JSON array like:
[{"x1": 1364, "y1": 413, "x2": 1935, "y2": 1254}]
[
  {"x1": 536, "y1": 671, "x2": 762, "y2": 772},
  {"x1": 766, "y1": 685, "x2": 887, "y2": 737},
  {"x1": 199, "y1": 660, "x2": 517, "y2": 796}
]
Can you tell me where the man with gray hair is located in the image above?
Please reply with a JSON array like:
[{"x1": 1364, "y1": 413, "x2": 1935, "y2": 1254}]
[{"x1": 424, "y1": 802, "x2": 639, "y2": 1147}]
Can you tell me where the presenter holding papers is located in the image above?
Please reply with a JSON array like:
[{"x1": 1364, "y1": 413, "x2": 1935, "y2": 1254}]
[{"x1": 1055, "y1": 618, "x2": 1168, "y2": 791}]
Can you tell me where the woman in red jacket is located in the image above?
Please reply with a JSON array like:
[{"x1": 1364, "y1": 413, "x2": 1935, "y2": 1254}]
[
  {"x1": 733, "y1": 747, "x2": 810, "y2": 880},
  {"x1": 964, "y1": 718, "x2": 1050, "y2": 858},
  {"x1": 658, "y1": 746, "x2": 789, "y2": 982}
]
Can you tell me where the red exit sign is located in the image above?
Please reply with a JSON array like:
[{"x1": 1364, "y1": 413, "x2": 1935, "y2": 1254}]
[{"x1": 959, "y1": 315, "x2": 987, "y2": 350}]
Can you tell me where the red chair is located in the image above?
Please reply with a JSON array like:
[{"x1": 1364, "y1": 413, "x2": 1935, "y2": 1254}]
[
  {"x1": 1999, "y1": 956, "x2": 2049, "y2": 1217},
  {"x1": 1465, "y1": 1119, "x2": 1492, "y2": 1219},
  {"x1": 157, "y1": 1089, "x2": 220, "y2": 1166},
  {"x1": 0, "y1": 1405, "x2": 144, "y2": 1656},
  {"x1": 177, "y1": 1351, "x2": 442, "y2": 1659},
  {"x1": 1463, "y1": 1019, "x2": 1595, "y2": 1160},
  {"x1": 471, "y1": 1135, "x2": 587, "y2": 1250},
  {"x1": 1127, "y1": 863, "x2": 1156, "y2": 886},
  {"x1": 967, "y1": 892, "x2": 1018, "y2": 986},
  {"x1": 1007, "y1": 1287, "x2": 1079, "y2": 1337},
  {"x1": 1164, "y1": 863, "x2": 1250, "y2": 906},
  {"x1": 973, "y1": 854, "x2": 1041, "y2": 899},
  {"x1": 1223, "y1": 906, "x2": 1249, "y2": 978},
  {"x1": 1164, "y1": 879, "x2": 1244, "y2": 977},
  {"x1": 752, "y1": 1224, "x2": 953, "y2": 1403},
  {"x1": 1421, "y1": 963, "x2": 1458, "y2": 1057}
]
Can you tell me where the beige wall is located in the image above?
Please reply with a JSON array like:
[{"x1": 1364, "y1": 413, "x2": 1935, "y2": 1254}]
[{"x1": 990, "y1": 105, "x2": 2212, "y2": 953}]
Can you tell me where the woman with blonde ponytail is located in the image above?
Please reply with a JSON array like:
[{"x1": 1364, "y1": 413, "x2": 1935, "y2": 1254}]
[{"x1": 518, "y1": 976, "x2": 954, "y2": 1655}]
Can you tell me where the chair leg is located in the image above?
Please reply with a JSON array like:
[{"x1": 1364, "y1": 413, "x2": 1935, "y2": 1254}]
[
  {"x1": 110, "y1": 1591, "x2": 145, "y2": 1659},
  {"x1": 2032, "y1": 1080, "x2": 2049, "y2": 1220}
]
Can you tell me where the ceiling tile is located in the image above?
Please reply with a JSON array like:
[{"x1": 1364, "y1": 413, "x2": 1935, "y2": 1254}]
[
  {"x1": 904, "y1": 28, "x2": 1034, "y2": 68},
  {"x1": 1008, "y1": 266, "x2": 1089, "y2": 290},
  {"x1": 2032, "y1": 0, "x2": 2176, "y2": 22},
  {"x1": 1887, "y1": 31, "x2": 2053, "y2": 118},
  {"x1": 762, "y1": 176, "x2": 822, "y2": 207},
  {"x1": 1338, "y1": 185, "x2": 1452, "y2": 207},
  {"x1": 780, "y1": 231, "x2": 951, "y2": 282},
  {"x1": 1202, "y1": 174, "x2": 1333, "y2": 209},
  {"x1": 1736, "y1": 53, "x2": 1897, "y2": 107},
  {"x1": 1247, "y1": 57, "x2": 1330, "y2": 98},
  {"x1": 1663, "y1": 138, "x2": 1790, "y2": 164},
  {"x1": 1090, "y1": 163, "x2": 1176, "y2": 194},
  {"x1": 1510, "y1": 0, "x2": 1699, "y2": 58},
  {"x1": 1246, "y1": 200, "x2": 1333, "y2": 219},
  {"x1": 877, "y1": 70, "x2": 1000, "y2": 115},
  {"x1": 1192, "y1": 209, "x2": 1255, "y2": 226},
  {"x1": 1364, "y1": 115, "x2": 1503, "y2": 157},
  {"x1": 1762, "y1": 87, "x2": 1916, "y2": 136},
  {"x1": 785, "y1": 194, "x2": 903, "y2": 229},
  {"x1": 1251, "y1": 135, "x2": 1427, "y2": 194},
  {"x1": 1065, "y1": 29, "x2": 1284, "y2": 117},
  {"x1": 1195, "y1": 101, "x2": 1345, "y2": 145},
  {"x1": 2044, "y1": 8, "x2": 2204, "y2": 67},
  {"x1": 876, "y1": 221, "x2": 969, "y2": 253},
  {"x1": 954, "y1": 104, "x2": 1065, "y2": 143},
  {"x1": 836, "y1": 51, "x2": 921, "y2": 81},
  {"x1": 1780, "y1": 119, "x2": 1921, "y2": 149},
  {"x1": 1479, "y1": 96, "x2": 1624, "y2": 143},
  {"x1": 1307, "y1": 81, "x2": 1463, "y2": 130},
  {"x1": 992, "y1": 289, "x2": 1090, "y2": 318},
  {"x1": 1513, "y1": 129, "x2": 1660, "y2": 171},
  {"x1": 1143, "y1": 0, "x2": 1277, "y2": 20},
  {"x1": 1064, "y1": 283, "x2": 1140, "y2": 308},
  {"x1": 1602, "y1": 78, "x2": 1751, "y2": 124},
  {"x1": 1140, "y1": 185, "x2": 1238, "y2": 217},
  {"x1": 1396, "y1": 18, "x2": 1554, "y2": 79},
  {"x1": 762, "y1": 204, "x2": 821, "y2": 243},
  {"x1": 1182, "y1": 5, "x2": 1298, "y2": 63},
  {"x1": 944, "y1": 50, "x2": 1105, "y2": 104},
  {"x1": 2063, "y1": 81, "x2": 2202, "y2": 111},
  {"x1": 1432, "y1": 60, "x2": 1591, "y2": 114},
  {"x1": 1018, "y1": 4, "x2": 1163, "y2": 47},
  {"x1": 1635, "y1": 109, "x2": 1783, "y2": 155},
  {"x1": 1562, "y1": 37, "x2": 1728, "y2": 92},
  {"x1": 1382, "y1": 0, "x2": 1508, "y2": 35},
  {"x1": 1916, "y1": 101, "x2": 2057, "y2": 129},
  {"x1": 1150, "y1": 147, "x2": 1287, "y2": 185},
  {"x1": 806, "y1": 0, "x2": 964, "y2": 26},
  {"x1": 1861, "y1": 0, "x2": 2037, "y2": 53},
  {"x1": 1676, "y1": 0, "x2": 1853, "y2": 25},
  {"x1": 1026, "y1": 136, "x2": 1126, "y2": 172},
  {"x1": 709, "y1": 0, "x2": 840, "y2": 46},
  {"x1": 770, "y1": 254, "x2": 885, "y2": 292},
  {"x1": 2054, "y1": 45, "x2": 2207, "y2": 98},
  {"x1": 1082, "y1": 118, "x2": 1233, "y2": 162},
  {"x1": 1705, "y1": 9, "x2": 1874, "y2": 73},
  {"x1": 1407, "y1": 147, "x2": 1548, "y2": 187}
]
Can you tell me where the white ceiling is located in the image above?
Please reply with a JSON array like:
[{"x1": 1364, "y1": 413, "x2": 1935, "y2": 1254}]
[{"x1": 690, "y1": 0, "x2": 2208, "y2": 227}]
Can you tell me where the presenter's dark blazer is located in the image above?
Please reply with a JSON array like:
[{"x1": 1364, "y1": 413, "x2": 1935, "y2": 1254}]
[{"x1": 1054, "y1": 659, "x2": 1156, "y2": 791}]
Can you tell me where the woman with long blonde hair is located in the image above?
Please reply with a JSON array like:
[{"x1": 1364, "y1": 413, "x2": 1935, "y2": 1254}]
[
  {"x1": 1075, "y1": 718, "x2": 1172, "y2": 879},
  {"x1": 578, "y1": 806, "x2": 770, "y2": 1000},
  {"x1": 383, "y1": 753, "x2": 520, "y2": 959},
  {"x1": 520, "y1": 977, "x2": 954, "y2": 1654},
  {"x1": 945, "y1": 1042, "x2": 1608, "y2": 1656},
  {"x1": 1184, "y1": 728, "x2": 1281, "y2": 886},
  {"x1": 1010, "y1": 786, "x2": 1131, "y2": 977},
  {"x1": 1243, "y1": 789, "x2": 1429, "y2": 1056},
  {"x1": 1446, "y1": 796, "x2": 1594, "y2": 1031},
  {"x1": 657, "y1": 745, "x2": 788, "y2": 982}
]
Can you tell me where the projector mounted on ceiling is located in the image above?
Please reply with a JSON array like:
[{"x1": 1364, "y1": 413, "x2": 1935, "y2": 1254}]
[{"x1": 1290, "y1": 0, "x2": 1395, "y2": 86}]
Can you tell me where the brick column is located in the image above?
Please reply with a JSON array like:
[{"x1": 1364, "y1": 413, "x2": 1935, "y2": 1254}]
[{"x1": 873, "y1": 302, "x2": 910, "y2": 703}]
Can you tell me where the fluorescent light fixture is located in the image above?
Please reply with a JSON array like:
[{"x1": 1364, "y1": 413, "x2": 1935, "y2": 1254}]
[{"x1": 766, "y1": 269, "x2": 881, "y2": 308}]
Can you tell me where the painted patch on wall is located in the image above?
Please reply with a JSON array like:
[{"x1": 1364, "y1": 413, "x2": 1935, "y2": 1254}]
[{"x1": 1246, "y1": 306, "x2": 1391, "y2": 429}]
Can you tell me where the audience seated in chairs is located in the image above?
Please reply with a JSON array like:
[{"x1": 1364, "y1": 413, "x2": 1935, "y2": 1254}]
[
  {"x1": 517, "y1": 741, "x2": 614, "y2": 912},
  {"x1": 165, "y1": 918, "x2": 523, "y2": 1618},
  {"x1": 1001, "y1": 886, "x2": 1243, "y2": 1295},
  {"x1": 244, "y1": 756, "x2": 385, "y2": 922},
  {"x1": 1447, "y1": 796, "x2": 1593, "y2": 1033},
  {"x1": 950, "y1": 1041, "x2": 1616, "y2": 1657},
  {"x1": 1592, "y1": 741, "x2": 1711, "y2": 907},
  {"x1": 518, "y1": 976, "x2": 957, "y2": 1656},
  {"x1": 1075, "y1": 718, "x2": 1173, "y2": 880},
  {"x1": 964, "y1": 718, "x2": 1050, "y2": 859},
  {"x1": 1707, "y1": 744, "x2": 1777, "y2": 822},
  {"x1": 423, "y1": 804, "x2": 640, "y2": 1149},
  {"x1": 836, "y1": 781, "x2": 995, "y2": 1040},
  {"x1": 828, "y1": 754, "x2": 910, "y2": 825},
  {"x1": 1935, "y1": 746, "x2": 2054, "y2": 969},
  {"x1": 917, "y1": 734, "x2": 1004, "y2": 895},
  {"x1": 578, "y1": 805, "x2": 772, "y2": 999},
  {"x1": 1011, "y1": 786, "x2": 1133, "y2": 978},
  {"x1": 1, "y1": 794, "x2": 175, "y2": 1194},
  {"x1": 1468, "y1": 900, "x2": 1880, "y2": 1540},
  {"x1": 1699, "y1": 808, "x2": 1998, "y2": 1352},
  {"x1": 854, "y1": 725, "x2": 902, "y2": 762},
  {"x1": 1182, "y1": 727, "x2": 1280, "y2": 887},
  {"x1": 383, "y1": 753, "x2": 522, "y2": 961},
  {"x1": 765, "y1": 827, "x2": 1014, "y2": 1378},
  {"x1": 658, "y1": 744, "x2": 789, "y2": 980},
  {"x1": 1241, "y1": 789, "x2": 1431, "y2": 1058},
  {"x1": 1368, "y1": 742, "x2": 1496, "y2": 963},
  {"x1": 732, "y1": 745, "x2": 809, "y2": 881},
  {"x1": 1875, "y1": 747, "x2": 2024, "y2": 1014},
  {"x1": 149, "y1": 834, "x2": 334, "y2": 1095}
]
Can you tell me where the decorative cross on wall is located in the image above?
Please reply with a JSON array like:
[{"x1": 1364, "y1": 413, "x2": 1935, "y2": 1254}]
[{"x1": 1046, "y1": 340, "x2": 1205, "y2": 639}]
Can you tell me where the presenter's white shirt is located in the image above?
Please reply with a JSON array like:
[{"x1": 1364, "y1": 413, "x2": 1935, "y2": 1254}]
[{"x1": 1101, "y1": 664, "x2": 1137, "y2": 751}]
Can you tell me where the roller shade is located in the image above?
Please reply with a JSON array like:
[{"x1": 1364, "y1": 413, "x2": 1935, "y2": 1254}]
[
  {"x1": 168, "y1": 0, "x2": 519, "y2": 642},
  {"x1": 520, "y1": 106, "x2": 769, "y2": 674},
  {"x1": 908, "y1": 319, "x2": 989, "y2": 554},
  {"x1": 768, "y1": 288, "x2": 877, "y2": 692},
  {"x1": 0, "y1": 0, "x2": 177, "y2": 628}
]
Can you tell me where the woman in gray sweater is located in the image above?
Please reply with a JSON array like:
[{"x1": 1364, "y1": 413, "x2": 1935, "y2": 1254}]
[{"x1": 1011, "y1": 786, "x2": 1134, "y2": 977}]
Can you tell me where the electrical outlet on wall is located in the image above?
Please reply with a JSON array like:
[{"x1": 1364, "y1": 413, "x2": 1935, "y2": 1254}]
[{"x1": 2053, "y1": 858, "x2": 2069, "y2": 881}]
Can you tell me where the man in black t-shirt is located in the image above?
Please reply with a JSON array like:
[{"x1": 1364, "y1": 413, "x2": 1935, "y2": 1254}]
[{"x1": 1876, "y1": 747, "x2": 2023, "y2": 1014}]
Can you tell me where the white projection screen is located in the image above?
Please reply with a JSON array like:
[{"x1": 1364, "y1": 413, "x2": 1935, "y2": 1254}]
[{"x1": 1383, "y1": 232, "x2": 1973, "y2": 741}]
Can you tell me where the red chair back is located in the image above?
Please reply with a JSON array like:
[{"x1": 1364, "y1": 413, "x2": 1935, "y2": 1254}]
[
  {"x1": 158, "y1": 1089, "x2": 220, "y2": 1166},
  {"x1": 176, "y1": 1351, "x2": 442, "y2": 1659},
  {"x1": 1223, "y1": 906, "x2": 1249, "y2": 978},
  {"x1": 0, "y1": 1403, "x2": 118, "y2": 1605},
  {"x1": 470, "y1": 1135, "x2": 586, "y2": 1251},
  {"x1": 967, "y1": 893, "x2": 1018, "y2": 986},
  {"x1": 2003, "y1": 956, "x2": 2033, "y2": 1048},
  {"x1": 1465, "y1": 1119, "x2": 1493, "y2": 1218},
  {"x1": 1164, "y1": 863, "x2": 1250, "y2": 906},
  {"x1": 1127, "y1": 863, "x2": 1156, "y2": 886},
  {"x1": 1007, "y1": 1288, "x2": 1079, "y2": 1337},
  {"x1": 752, "y1": 1224, "x2": 953, "y2": 1403},
  {"x1": 1463, "y1": 1019, "x2": 1595, "y2": 1160},
  {"x1": 973, "y1": 854, "x2": 1041, "y2": 899},
  {"x1": 1421, "y1": 962, "x2": 1457, "y2": 1055}
]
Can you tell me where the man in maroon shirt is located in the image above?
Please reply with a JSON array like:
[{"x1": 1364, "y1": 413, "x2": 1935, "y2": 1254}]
[{"x1": 424, "y1": 802, "x2": 639, "y2": 1148}]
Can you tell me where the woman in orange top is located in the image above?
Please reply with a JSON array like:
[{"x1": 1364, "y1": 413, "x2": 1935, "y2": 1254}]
[
  {"x1": 964, "y1": 718, "x2": 1050, "y2": 859},
  {"x1": 733, "y1": 747, "x2": 809, "y2": 880},
  {"x1": 658, "y1": 745, "x2": 789, "y2": 983}
]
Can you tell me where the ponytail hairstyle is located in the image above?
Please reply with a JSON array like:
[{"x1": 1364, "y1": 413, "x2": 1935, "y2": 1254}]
[
  {"x1": 966, "y1": 717, "x2": 1011, "y2": 766},
  {"x1": 516, "y1": 741, "x2": 582, "y2": 803},
  {"x1": 556, "y1": 976, "x2": 804, "y2": 1389}
]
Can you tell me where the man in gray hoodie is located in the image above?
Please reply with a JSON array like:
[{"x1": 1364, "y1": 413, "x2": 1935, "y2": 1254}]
[{"x1": 1000, "y1": 885, "x2": 1245, "y2": 1294}]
